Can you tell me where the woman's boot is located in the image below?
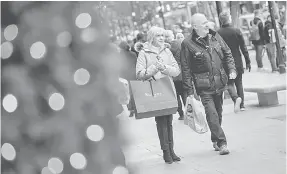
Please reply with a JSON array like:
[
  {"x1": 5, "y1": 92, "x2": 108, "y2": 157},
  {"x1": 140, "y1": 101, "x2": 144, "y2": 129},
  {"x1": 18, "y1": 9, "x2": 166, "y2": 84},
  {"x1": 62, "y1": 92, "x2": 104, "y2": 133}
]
[
  {"x1": 167, "y1": 115, "x2": 181, "y2": 162},
  {"x1": 163, "y1": 150, "x2": 173, "y2": 164},
  {"x1": 155, "y1": 116, "x2": 173, "y2": 164}
]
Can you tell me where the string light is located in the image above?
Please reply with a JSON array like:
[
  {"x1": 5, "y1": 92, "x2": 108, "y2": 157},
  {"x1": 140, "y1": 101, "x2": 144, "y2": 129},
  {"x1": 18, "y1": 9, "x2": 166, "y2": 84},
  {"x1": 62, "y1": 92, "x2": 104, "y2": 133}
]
[
  {"x1": 30, "y1": 41, "x2": 46, "y2": 59},
  {"x1": 4, "y1": 24, "x2": 18, "y2": 41},
  {"x1": 57, "y1": 31, "x2": 72, "y2": 47},
  {"x1": 112, "y1": 166, "x2": 129, "y2": 174},
  {"x1": 41, "y1": 167, "x2": 56, "y2": 174},
  {"x1": 80, "y1": 28, "x2": 97, "y2": 43},
  {"x1": 1, "y1": 143, "x2": 16, "y2": 161},
  {"x1": 48, "y1": 157, "x2": 64, "y2": 174},
  {"x1": 48, "y1": 93, "x2": 65, "y2": 111},
  {"x1": 73, "y1": 68, "x2": 90, "y2": 85},
  {"x1": 75, "y1": 13, "x2": 92, "y2": 29},
  {"x1": 86, "y1": 125, "x2": 105, "y2": 142},
  {"x1": 70, "y1": 153, "x2": 87, "y2": 170},
  {"x1": 1, "y1": 41, "x2": 14, "y2": 59},
  {"x1": 2, "y1": 94, "x2": 18, "y2": 113}
]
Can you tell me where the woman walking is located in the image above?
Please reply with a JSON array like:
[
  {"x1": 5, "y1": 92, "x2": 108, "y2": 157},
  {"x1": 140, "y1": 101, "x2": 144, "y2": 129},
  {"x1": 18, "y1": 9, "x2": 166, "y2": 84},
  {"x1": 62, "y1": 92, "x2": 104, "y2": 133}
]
[{"x1": 135, "y1": 26, "x2": 181, "y2": 164}]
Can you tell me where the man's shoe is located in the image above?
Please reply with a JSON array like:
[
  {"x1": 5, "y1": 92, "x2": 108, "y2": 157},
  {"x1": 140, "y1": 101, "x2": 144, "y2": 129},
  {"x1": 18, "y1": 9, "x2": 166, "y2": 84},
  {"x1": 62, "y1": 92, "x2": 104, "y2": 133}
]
[
  {"x1": 219, "y1": 145, "x2": 230, "y2": 155},
  {"x1": 170, "y1": 148, "x2": 181, "y2": 162},
  {"x1": 213, "y1": 142, "x2": 220, "y2": 151},
  {"x1": 178, "y1": 116, "x2": 184, "y2": 120},
  {"x1": 240, "y1": 107, "x2": 246, "y2": 111},
  {"x1": 163, "y1": 150, "x2": 173, "y2": 164},
  {"x1": 234, "y1": 97, "x2": 242, "y2": 113},
  {"x1": 129, "y1": 110, "x2": 135, "y2": 117}
]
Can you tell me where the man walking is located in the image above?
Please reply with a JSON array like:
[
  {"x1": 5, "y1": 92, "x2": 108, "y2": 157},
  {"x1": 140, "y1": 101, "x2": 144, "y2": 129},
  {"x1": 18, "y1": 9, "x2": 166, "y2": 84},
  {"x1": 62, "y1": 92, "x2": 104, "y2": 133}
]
[
  {"x1": 218, "y1": 11, "x2": 251, "y2": 111},
  {"x1": 250, "y1": 10, "x2": 265, "y2": 71},
  {"x1": 165, "y1": 30, "x2": 186, "y2": 120},
  {"x1": 181, "y1": 13, "x2": 237, "y2": 155}
]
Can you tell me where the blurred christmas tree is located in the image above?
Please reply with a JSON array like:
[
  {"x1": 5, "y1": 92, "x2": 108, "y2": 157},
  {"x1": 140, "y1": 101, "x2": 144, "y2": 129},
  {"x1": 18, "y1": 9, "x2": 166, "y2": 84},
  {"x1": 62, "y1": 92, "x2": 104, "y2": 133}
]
[{"x1": 1, "y1": 2, "x2": 130, "y2": 174}]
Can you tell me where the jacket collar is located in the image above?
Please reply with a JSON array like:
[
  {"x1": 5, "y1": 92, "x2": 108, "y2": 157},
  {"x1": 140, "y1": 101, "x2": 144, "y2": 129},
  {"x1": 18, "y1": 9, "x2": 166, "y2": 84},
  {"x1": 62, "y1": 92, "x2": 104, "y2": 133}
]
[
  {"x1": 191, "y1": 29, "x2": 216, "y2": 41},
  {"x1": 142, "y1": 42, "x2": 168, "y2": 54}
]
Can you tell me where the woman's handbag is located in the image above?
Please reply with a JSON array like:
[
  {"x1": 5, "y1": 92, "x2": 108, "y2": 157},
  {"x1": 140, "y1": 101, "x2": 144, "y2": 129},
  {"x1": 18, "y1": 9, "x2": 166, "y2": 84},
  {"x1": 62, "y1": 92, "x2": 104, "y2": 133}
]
[
  {"x1": 129, "y1": 50, "x2": 178, "y2": 119},
  {"x1": 129, "y1": 77, "x2": 178, "y2": 119}
]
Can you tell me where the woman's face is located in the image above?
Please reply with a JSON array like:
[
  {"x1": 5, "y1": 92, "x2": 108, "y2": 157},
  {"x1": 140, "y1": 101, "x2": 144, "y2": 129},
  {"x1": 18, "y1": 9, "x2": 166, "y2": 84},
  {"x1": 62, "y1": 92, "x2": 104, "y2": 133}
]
[
  {"x1": 177, "y1": 35, "x2": 184, "y2": 42},
  {"x1": 152, "y1": 32, "x2": 165, "y2": 47}
]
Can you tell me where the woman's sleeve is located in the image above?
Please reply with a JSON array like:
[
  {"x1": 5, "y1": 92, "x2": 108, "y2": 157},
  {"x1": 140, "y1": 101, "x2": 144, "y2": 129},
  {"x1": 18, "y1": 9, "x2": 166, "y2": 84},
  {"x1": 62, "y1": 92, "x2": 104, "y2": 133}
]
[
  {"x1": 136, "y1": 51, "x2": 158, "y2": 80},
  {"x1": 161, "y1": 49, "x2": 180, "y2": 77}
]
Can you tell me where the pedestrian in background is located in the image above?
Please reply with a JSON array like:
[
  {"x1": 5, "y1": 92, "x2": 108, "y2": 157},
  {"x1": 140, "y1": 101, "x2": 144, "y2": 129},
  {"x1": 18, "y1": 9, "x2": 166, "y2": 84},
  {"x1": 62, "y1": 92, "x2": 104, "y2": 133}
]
[
  {"x1": 264, "y1": 15, "x2": 279, "y2": 72},
  {"x1": 165, "y1": 30, "x2": 186, "y2": 120},
  {"x1": 119, "y1": 41, "x2": 138, "y2": 117},
  {"x1": 250, "y1": 10, "x2": 266, "y2": 71},
  {"x1": 176, "y1": 33, "x2": 185, "y2": 43},
  {"x1": 218, "y1": 11, "x2": 251, "y2": 111},
  {"x1": 181, "y1": 13, "x2": 237, "y2": 155},
  {"x1": 131, "y1": 33, "x2": 146, "y2": 56},
  {"x1": 136, "y1": 26, "x2": 181, "y2": 164}
]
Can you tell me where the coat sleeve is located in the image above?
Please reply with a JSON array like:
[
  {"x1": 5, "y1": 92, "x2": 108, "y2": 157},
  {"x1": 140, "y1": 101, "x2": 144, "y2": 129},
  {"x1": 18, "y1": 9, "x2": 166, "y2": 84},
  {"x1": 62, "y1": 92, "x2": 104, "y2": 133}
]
[
  {"x1": 237, "y1": 29, "x2": 251, "y2": 65},
  {"x1": 217, "y1": 34, "x2": 237, "y2": 74},
  {"x1": 161, "y1": 49, "x2": 180, "y2": 77},
  {"x1": 180, "y1": 41, "x2": 194, "y2": 96},
  {"x1": 136, "y1": 51, "x2": 159, "y2": 80}
]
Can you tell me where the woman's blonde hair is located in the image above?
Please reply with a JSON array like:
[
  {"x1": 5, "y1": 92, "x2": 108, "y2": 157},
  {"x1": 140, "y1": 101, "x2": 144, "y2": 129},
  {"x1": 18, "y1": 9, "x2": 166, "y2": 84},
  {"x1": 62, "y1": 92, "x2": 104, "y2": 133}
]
[{"x1": 147, "y1": 26, "x2": 165, "y2": 43}]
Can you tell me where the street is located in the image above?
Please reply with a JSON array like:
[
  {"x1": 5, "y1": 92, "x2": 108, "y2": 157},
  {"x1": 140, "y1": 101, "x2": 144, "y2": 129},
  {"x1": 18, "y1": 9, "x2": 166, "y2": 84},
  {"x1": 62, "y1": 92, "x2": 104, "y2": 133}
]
[{"x1": 118, "y1": 49, "x2": 286, "y2": 174}]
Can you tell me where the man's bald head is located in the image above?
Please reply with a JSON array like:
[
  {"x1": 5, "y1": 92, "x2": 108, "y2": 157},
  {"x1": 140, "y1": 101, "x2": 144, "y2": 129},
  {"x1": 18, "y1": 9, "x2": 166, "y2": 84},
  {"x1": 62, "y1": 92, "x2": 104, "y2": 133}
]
[
  {"x1": 190, "y1": 13, "x2": 208, "y2": 27},
  {"x1": 190, "y1": 13, "x2": 209, "y2": 37}
]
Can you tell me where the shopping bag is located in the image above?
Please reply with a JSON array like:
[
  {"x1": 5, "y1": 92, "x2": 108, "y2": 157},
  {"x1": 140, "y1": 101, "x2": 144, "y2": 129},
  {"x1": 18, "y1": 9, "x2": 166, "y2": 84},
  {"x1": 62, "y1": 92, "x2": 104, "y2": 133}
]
[
  {"x1": 184, "y1": 96, "x2": 208, "y2": 134},
  {"x1": 129, "y1": 76, "x2": 178, "y2": 119},
  {"x1": 118, "y1": 78, "x2": 130, "y2": 105}
]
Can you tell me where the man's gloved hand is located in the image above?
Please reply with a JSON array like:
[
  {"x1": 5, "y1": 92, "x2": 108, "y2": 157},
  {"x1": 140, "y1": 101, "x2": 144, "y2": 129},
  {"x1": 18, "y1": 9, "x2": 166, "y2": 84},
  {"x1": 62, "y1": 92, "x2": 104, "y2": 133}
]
[
  {"x1": 246, "y1": 63, "x2": 251, "y2": 72},
  {"x1": 188, "y1": 94, "x2": 200, "y2": 101}
]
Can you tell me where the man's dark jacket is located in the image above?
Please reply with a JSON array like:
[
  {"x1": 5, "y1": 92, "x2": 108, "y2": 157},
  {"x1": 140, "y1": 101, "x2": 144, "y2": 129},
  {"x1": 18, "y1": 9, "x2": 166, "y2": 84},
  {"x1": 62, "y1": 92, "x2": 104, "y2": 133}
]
[
  {"x1": 180, "y1": 29, "x2": 236, "y2": 96},
  {"x1": 217, "y1": 24, "x2": 251, "y2": 74}
]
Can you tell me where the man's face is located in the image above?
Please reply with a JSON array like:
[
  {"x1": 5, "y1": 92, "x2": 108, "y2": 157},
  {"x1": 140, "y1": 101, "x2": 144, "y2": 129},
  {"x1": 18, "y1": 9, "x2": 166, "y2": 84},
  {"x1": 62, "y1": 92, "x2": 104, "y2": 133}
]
[{"x1": 193, "y1": 15, "x2": 209, "y2": 37}]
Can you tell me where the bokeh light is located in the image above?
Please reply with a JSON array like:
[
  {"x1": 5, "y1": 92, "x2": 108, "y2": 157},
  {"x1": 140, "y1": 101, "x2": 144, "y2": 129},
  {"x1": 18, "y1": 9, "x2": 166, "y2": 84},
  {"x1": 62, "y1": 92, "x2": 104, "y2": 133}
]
[
  {"x1": 48, "y1": 157, "x2": 64, "y2": 174},
  {"x1": 112, "y1": 165, "x2": 129, "y2": 174},
  {"x1": 48, "y1": 93, "x2": 65, "y2": 111},
  {"x1": 57, "y1": 31, "x2": 72, "y2": 48},
  {"x1": 1, "y1": 41, "x2": 14, "y2": 59},
  {"x1": 2, "y1": 94, "x2": 18, "y2": 113},
  {"x1": 1, "y1": 143, "x2": 16, "y2": 161},
  {"x1": 73, "y1": 68, "x2": 90, "y2": 85},
  {"x1": 4, "y1": 24, "x2": 19, "y2": 41},
  {"x1": 86, "y1": 125, "x2": 105, "y2": 142},
  {"x1": 30, "y1": 41, "x2": 46, "y2": 59},
  {"x1": 80, "y1": 27, "x2": 97, "y2": 43},
  {"x1": 41, "y1": 167, "x2": 56, "y2": 174},
  {"x1": 69, "y1": 153, "x2": 87, "y2": 170},
  {"x1": 75, "y1": 13, "x2": 92, "y2": 29}
]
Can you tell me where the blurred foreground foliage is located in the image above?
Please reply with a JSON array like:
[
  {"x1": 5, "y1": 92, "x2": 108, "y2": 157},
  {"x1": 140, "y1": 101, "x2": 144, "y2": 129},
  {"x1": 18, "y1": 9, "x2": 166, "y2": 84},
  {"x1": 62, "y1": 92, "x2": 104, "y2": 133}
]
[{"x1": 1, "y1": 1, "x2": 130, "y2": 174}]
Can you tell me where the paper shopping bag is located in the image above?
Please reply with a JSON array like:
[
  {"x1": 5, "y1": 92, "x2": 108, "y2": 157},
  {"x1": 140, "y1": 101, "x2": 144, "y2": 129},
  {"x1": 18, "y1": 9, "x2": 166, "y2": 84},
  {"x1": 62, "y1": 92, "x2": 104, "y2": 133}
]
[{"x1": 129, "y1": 77, "x2": 178, "y2": 119}]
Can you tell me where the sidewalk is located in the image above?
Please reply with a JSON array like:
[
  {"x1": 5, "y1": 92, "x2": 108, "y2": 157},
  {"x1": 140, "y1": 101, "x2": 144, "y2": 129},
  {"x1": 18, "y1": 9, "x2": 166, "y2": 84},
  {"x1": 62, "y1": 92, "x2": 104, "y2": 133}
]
[
  {"x1": 118, "y1": 57, "x2": 286, "y2": 173},
  {"x1": 119, "y1": 90, "x2": 286, "y2": 174}
]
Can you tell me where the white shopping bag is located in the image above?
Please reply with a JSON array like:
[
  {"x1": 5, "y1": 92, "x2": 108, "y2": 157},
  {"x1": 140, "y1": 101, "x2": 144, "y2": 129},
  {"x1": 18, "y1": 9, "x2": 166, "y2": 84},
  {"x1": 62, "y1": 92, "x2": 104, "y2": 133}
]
[{"x1": 184, "y1": 96, "x2": 209, "y2": 134}]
